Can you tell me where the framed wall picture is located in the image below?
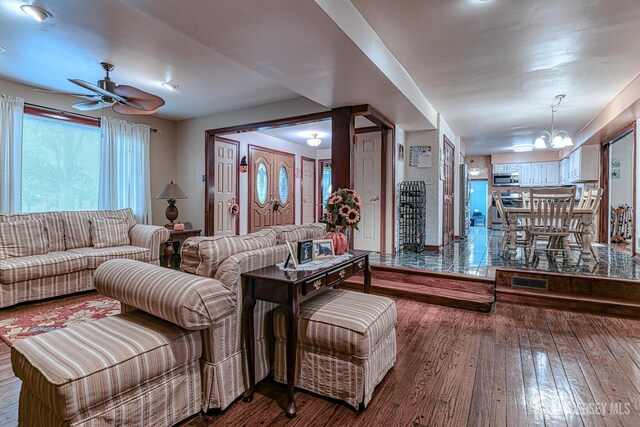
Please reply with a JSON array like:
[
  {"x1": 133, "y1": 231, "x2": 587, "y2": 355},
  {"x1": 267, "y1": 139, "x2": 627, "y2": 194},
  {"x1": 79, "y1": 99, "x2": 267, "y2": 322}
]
[
  {"x1": 312, "y1": 239, "x2": 335, "y2": 260},
  {"x1": 297, "y1": 240, "x2": 313, "y2": 264}
]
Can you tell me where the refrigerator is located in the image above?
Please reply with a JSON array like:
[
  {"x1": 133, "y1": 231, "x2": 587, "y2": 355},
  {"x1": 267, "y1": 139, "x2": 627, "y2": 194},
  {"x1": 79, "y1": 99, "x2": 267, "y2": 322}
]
[{"x1": 459, "y1": 164, "x2": 470, "y2": 238}]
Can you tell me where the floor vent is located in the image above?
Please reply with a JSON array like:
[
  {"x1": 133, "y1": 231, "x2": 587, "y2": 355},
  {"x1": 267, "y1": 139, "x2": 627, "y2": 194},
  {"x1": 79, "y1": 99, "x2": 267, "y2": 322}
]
[{"x1": 512, "y1": 276, "x2": 548, "y2": 290}]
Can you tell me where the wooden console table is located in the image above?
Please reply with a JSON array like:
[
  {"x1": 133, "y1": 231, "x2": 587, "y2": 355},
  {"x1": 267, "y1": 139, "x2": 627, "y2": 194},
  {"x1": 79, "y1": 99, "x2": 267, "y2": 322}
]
[
  {"x1": 162, "y1": 229, "x2": 201, "y2": 268},
  {"x1": 241, "y1": 250, "x2": 372, "y2": 417}
]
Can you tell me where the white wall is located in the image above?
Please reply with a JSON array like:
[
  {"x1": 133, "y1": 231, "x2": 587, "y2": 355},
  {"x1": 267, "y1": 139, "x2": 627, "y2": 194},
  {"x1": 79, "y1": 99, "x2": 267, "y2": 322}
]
[
  {"x1": 175, "y1": 97, "x2": 328, "y2": 231},
  {"x1": 232, "y1": 132, "x2": 322, "y2": 234},
  {"x1": 610, "y1": 132, "x2": 634, "y2": 209},
  {"x1": 0, "y1": 77, "x2": 177, "y2": 226},
  {"x1": 405, "y1": 129, "x2": 439, "y2": 246}
]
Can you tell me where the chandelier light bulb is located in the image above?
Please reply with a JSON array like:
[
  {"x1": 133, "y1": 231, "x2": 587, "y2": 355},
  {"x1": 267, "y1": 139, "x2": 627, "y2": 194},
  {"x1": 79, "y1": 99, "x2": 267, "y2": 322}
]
[
  {"x1": 563, "y1": 137, "x2": 573, "y2": 147},
  {"x1": 533, "y1": 137, "x2": 546, "y2": 149},
  {"x1": 552, "y1": 135, "x2": 564, "y2": 147}
]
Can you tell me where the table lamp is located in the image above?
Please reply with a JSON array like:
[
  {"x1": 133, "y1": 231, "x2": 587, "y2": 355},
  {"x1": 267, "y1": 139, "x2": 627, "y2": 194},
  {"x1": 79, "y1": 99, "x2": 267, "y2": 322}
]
[{"x1": 156, "y1": 181, "x2": 187, "y2": 228}]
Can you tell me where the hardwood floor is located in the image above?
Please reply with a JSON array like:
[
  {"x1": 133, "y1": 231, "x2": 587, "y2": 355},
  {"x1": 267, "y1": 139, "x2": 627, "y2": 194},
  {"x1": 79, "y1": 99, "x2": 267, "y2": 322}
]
[{"x1": 1, "y1": 298, "x2": 640, "y2": 426}]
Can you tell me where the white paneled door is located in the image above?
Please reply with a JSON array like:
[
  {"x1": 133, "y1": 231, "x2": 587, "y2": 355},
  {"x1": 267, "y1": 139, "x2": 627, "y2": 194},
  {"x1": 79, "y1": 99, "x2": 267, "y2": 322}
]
[
  {"x1": 354, "y1": 131, "x2": 382, "y2": 251},
  {"x1": 213, "y1": 138, "x2": 237, "y2": 235},
  {"x1": 301, "y1": 157, "x2": 315, "y2": 224}
]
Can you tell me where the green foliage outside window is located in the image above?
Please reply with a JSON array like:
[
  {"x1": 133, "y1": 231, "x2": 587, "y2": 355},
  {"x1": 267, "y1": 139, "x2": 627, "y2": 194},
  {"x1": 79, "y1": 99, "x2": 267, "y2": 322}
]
[{"x1": 22, "y1": 115, "x2": 100, "y2": 213}]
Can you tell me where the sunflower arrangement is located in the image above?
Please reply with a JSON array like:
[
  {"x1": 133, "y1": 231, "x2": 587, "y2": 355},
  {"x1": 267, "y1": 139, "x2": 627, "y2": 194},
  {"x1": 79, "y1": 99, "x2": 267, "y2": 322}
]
[{"x1": 323, "y1": 188, "x2": 362, "y2": 232}]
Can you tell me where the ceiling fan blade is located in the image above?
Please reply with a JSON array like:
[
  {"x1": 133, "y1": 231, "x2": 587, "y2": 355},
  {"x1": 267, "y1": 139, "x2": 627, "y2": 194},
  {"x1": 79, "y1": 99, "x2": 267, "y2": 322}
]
[
  {"x1": 73, "y1": 101, "x2": 109, "y2": 111},
  {"x1": 68, "y1": 79, "x2": 127, "y2": 103},
  {"x1": 34, "y1": 88, "x2": 97, "y2": 97},
  {"x1": 112, "y1": 102, "x2": 157, "y2": 116},
  {"x1": 113, "y1": 85, "x2": 165, "y2": 111},
  {"x1": 69, "y1": 94, "x2": 103, "y2": 101}
]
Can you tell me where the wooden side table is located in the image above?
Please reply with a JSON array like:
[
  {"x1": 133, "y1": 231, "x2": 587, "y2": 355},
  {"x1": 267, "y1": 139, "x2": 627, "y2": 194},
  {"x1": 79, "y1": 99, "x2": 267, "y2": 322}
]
[
  {"x1": 162, "y1": 229, "x2": 201, "y2": 268},
  {"x1": 241, "y1": 250, "x2": 372, "y2": 417}
]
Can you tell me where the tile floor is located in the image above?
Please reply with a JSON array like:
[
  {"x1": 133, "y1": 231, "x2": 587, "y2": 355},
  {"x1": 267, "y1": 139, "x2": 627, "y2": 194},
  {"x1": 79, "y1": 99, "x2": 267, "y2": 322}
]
[{"x1": 371, "y1": 226, "x2": 640, "y2": 280}]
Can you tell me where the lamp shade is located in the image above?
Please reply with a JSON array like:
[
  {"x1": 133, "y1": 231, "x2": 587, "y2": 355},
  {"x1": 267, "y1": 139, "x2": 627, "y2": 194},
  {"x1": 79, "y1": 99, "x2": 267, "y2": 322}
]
[{"x1": 156, "y1": 181, "x2": 187, "y2": 200}]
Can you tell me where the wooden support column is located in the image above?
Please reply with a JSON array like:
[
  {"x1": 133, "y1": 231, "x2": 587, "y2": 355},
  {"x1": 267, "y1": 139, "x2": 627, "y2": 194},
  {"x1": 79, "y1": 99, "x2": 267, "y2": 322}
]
[{"x1": 331, "y1": 106, "x2": 354, "y2": 190}]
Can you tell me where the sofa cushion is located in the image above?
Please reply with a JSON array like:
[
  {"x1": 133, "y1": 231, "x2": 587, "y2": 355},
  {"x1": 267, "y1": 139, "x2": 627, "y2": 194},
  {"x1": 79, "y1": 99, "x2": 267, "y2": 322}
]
[
  {"x1": 0, "y1": 252, "x2": 87, "y2": 284},
  {"x1": 0, "y1": 212, "x2": 66, "y2": 253},
  {"x1": 95, "y1": 259, "x2": 235, "y2": 330},
  {"x1": 67, "y1": 246, "x2": 149, "y2": 269},
  {"x1": 274, "y1": 289, "x2": 397, "y2": 358},
  {"x1": 62, "y1": 209, "x2": 136, "y2": 249},
  {"x1": 181, "y1": 228, "x2": 277, "y2": 277},
  {"x1": 90, "y1": 217, "x2": 131, "y2": 248},
  {"x1": 11, "y1": 310, "x2": 201, "y2": 422},
  {"x1": 0, "y1": 219, "x2": 49, "y2": 260},
  {"x1": 271, "y1": 223, "x2": 326, "y2": 245}
]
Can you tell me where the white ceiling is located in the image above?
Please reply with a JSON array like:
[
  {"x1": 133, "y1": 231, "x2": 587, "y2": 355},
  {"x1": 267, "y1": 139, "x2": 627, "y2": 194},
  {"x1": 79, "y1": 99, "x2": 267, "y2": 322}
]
[
  {"x1": 1, "y1": 0, "x2": 640, "y2": 154},
  {"x1": 0, "y1": 0, "x2": 298, "y2": 120},
  {"x1": 351, "y1": 0, "x2": 640, "y2": 154},
  {"x1": 256, "y1": 115, "x2": 376, "y2": 148}
]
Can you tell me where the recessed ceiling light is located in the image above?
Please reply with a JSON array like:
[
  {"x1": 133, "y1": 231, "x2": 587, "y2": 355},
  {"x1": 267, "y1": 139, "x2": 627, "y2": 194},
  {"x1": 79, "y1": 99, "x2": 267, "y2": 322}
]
[
  {"x1": 513, "y1": 144, "x2": 534, "y2": 152},
  {"x1": 20, "y1": 4, "x2": 52, "y2": 22},
  {"x1": 161, "y1": 82, "x2": 179, "y2": 90}
]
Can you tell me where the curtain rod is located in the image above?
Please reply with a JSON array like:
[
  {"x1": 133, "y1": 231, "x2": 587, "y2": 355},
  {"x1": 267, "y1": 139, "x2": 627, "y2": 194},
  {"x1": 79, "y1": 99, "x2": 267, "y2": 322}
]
[{"x1": 24, "y1": 102, "x2": 158, "y2": 133}]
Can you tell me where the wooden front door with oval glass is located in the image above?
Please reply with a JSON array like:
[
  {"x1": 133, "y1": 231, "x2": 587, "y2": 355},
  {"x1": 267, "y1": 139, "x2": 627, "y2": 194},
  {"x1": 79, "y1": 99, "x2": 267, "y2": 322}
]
[{"x1": 249, "y1": 146, "x2": 295, "y2": 232}]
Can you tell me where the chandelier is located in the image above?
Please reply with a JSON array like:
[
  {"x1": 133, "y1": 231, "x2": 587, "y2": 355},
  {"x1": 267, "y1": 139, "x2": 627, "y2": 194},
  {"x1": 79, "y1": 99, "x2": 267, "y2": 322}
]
[{"x1": 533, "y1": 94, "x2": 573, "y2": 150}]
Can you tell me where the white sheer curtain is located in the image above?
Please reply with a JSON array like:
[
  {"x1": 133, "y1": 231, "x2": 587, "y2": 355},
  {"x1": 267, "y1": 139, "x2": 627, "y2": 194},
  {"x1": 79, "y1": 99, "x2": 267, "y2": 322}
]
[
  {"x1": 0, "y1": 96, "x2": 24, "y2": 214},
  {"x1": 99, "y1": 116, "x2": 151, "y2": 224}
]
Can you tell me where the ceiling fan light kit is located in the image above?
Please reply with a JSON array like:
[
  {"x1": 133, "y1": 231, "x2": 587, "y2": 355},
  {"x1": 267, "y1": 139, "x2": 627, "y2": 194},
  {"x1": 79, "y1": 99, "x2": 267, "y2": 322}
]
[
  {"x1": 21, "y1": 4, "x2": 52, "y2": 22},
  {"x1": 533, "y1": 94, "x2": 574, "y2": 150},
  {"x1": 161, "y1": 82, "x2": 179, "y2": 90}
]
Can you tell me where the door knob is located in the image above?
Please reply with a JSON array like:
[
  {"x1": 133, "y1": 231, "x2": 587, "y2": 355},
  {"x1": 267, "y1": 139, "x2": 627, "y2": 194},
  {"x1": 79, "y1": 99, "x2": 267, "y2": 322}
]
[{"x1": 370, "y1": 196, "x2": 380, "y2": 202}]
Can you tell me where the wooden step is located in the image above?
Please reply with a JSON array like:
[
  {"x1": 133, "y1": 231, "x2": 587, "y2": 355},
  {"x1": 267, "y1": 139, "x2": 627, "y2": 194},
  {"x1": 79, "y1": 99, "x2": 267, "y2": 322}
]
[
  {"x1": 342, "y1": 276, "x2": 495, "y2": 313},
  {"x1": 497, "y1": 285, "x2": 640, "y2": 318},
  {"x1": 370, "y1": 264, "x2": 494, "y2": 296}
]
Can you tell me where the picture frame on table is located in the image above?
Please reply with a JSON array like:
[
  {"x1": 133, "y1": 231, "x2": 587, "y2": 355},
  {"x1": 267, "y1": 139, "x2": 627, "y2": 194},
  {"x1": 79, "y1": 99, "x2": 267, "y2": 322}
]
[
  {"x1": 284, "y1": 240, "x2": 299, "y2": 269},
  {"x1": 297, "y1": 240, "x2": 313, "y2": 264},
  {"x1": 312, "y1": 239, "x2": 335, "y2": 260}
]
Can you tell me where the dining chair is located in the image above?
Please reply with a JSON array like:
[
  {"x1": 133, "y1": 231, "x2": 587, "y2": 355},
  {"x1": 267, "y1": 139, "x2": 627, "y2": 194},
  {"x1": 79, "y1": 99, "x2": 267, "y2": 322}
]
[
  {"x1": 493, "y1": 190, "x2": 528, "y2": 257},
  {"x1": 527, "y1": 186, "x2": 576, "y2": 263},
  {"x1": 569, "y1": 188, "x2": 603, "y2": 262}
]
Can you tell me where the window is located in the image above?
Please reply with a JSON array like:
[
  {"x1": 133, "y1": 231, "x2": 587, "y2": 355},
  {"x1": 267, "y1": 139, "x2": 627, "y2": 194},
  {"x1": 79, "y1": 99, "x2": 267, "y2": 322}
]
[{"x1": 21, "y1": 112, "x2": 101, "y2": 213}]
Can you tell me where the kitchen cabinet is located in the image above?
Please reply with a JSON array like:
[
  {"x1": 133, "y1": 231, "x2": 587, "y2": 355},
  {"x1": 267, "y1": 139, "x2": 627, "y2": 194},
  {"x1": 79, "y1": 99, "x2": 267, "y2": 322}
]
[
  {"x1": 542, "y1": 162, "x2": 559, "y2": 185},
  {"x1": 559, "y1": 158, "x2": 570, "y2": 185},
  {"x1": 568, "y1": 145, "x2": 599, "y2": 182},
  {"x1": 493, "y1": 164, "x2": 508, "y2": 173},
  {"x1": 493, "y1": 163, "x2": 521, "y2": 174},
  {"x1": 519, "y1": 163, "x2": 531, "y2": 186},
  {"x1": 519, "y1": 161, "x2": 558, "y2": 187}
]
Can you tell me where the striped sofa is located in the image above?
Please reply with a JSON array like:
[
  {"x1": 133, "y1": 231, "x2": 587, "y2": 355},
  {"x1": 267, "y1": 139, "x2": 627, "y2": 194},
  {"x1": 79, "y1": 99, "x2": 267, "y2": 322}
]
[
  {"x1": 0, "y1": 208, "x2": 169, "y2": 308},
  {"x1": 179, "y1": 222, "x2": 326, "y2": 411}
]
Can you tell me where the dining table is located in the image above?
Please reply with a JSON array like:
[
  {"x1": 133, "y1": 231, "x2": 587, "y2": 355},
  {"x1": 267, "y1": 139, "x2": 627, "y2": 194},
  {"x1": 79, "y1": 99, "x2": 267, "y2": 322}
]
[{"x1": 505, "y1": 207, "x2": 597, "y2": 262}]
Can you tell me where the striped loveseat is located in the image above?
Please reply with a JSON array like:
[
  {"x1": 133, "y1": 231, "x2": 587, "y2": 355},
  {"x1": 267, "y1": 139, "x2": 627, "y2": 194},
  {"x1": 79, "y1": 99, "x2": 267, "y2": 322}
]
[
  {"x1": 178, "y1": 222, "x2": 326, "y2": 411},
  {"x1": 0, "y1": 208, "x2": 169, "y2": 308}
]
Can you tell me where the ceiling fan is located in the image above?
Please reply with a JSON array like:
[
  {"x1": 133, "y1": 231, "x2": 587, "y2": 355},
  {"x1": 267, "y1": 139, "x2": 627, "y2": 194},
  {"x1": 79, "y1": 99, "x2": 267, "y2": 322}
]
[{"x1": 38, "y1": 62, "x2": 165, "y2": 115}]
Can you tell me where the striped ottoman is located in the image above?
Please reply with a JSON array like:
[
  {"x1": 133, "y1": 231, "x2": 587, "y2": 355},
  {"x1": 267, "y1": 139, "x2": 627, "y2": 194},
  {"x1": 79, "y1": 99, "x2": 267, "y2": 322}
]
[
  {"x1": 273, "y1": 289, "x2": 397, "y2": 409},
  {"x1": 11, "y1": 311, "x2": 202, "y2": 427}
]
